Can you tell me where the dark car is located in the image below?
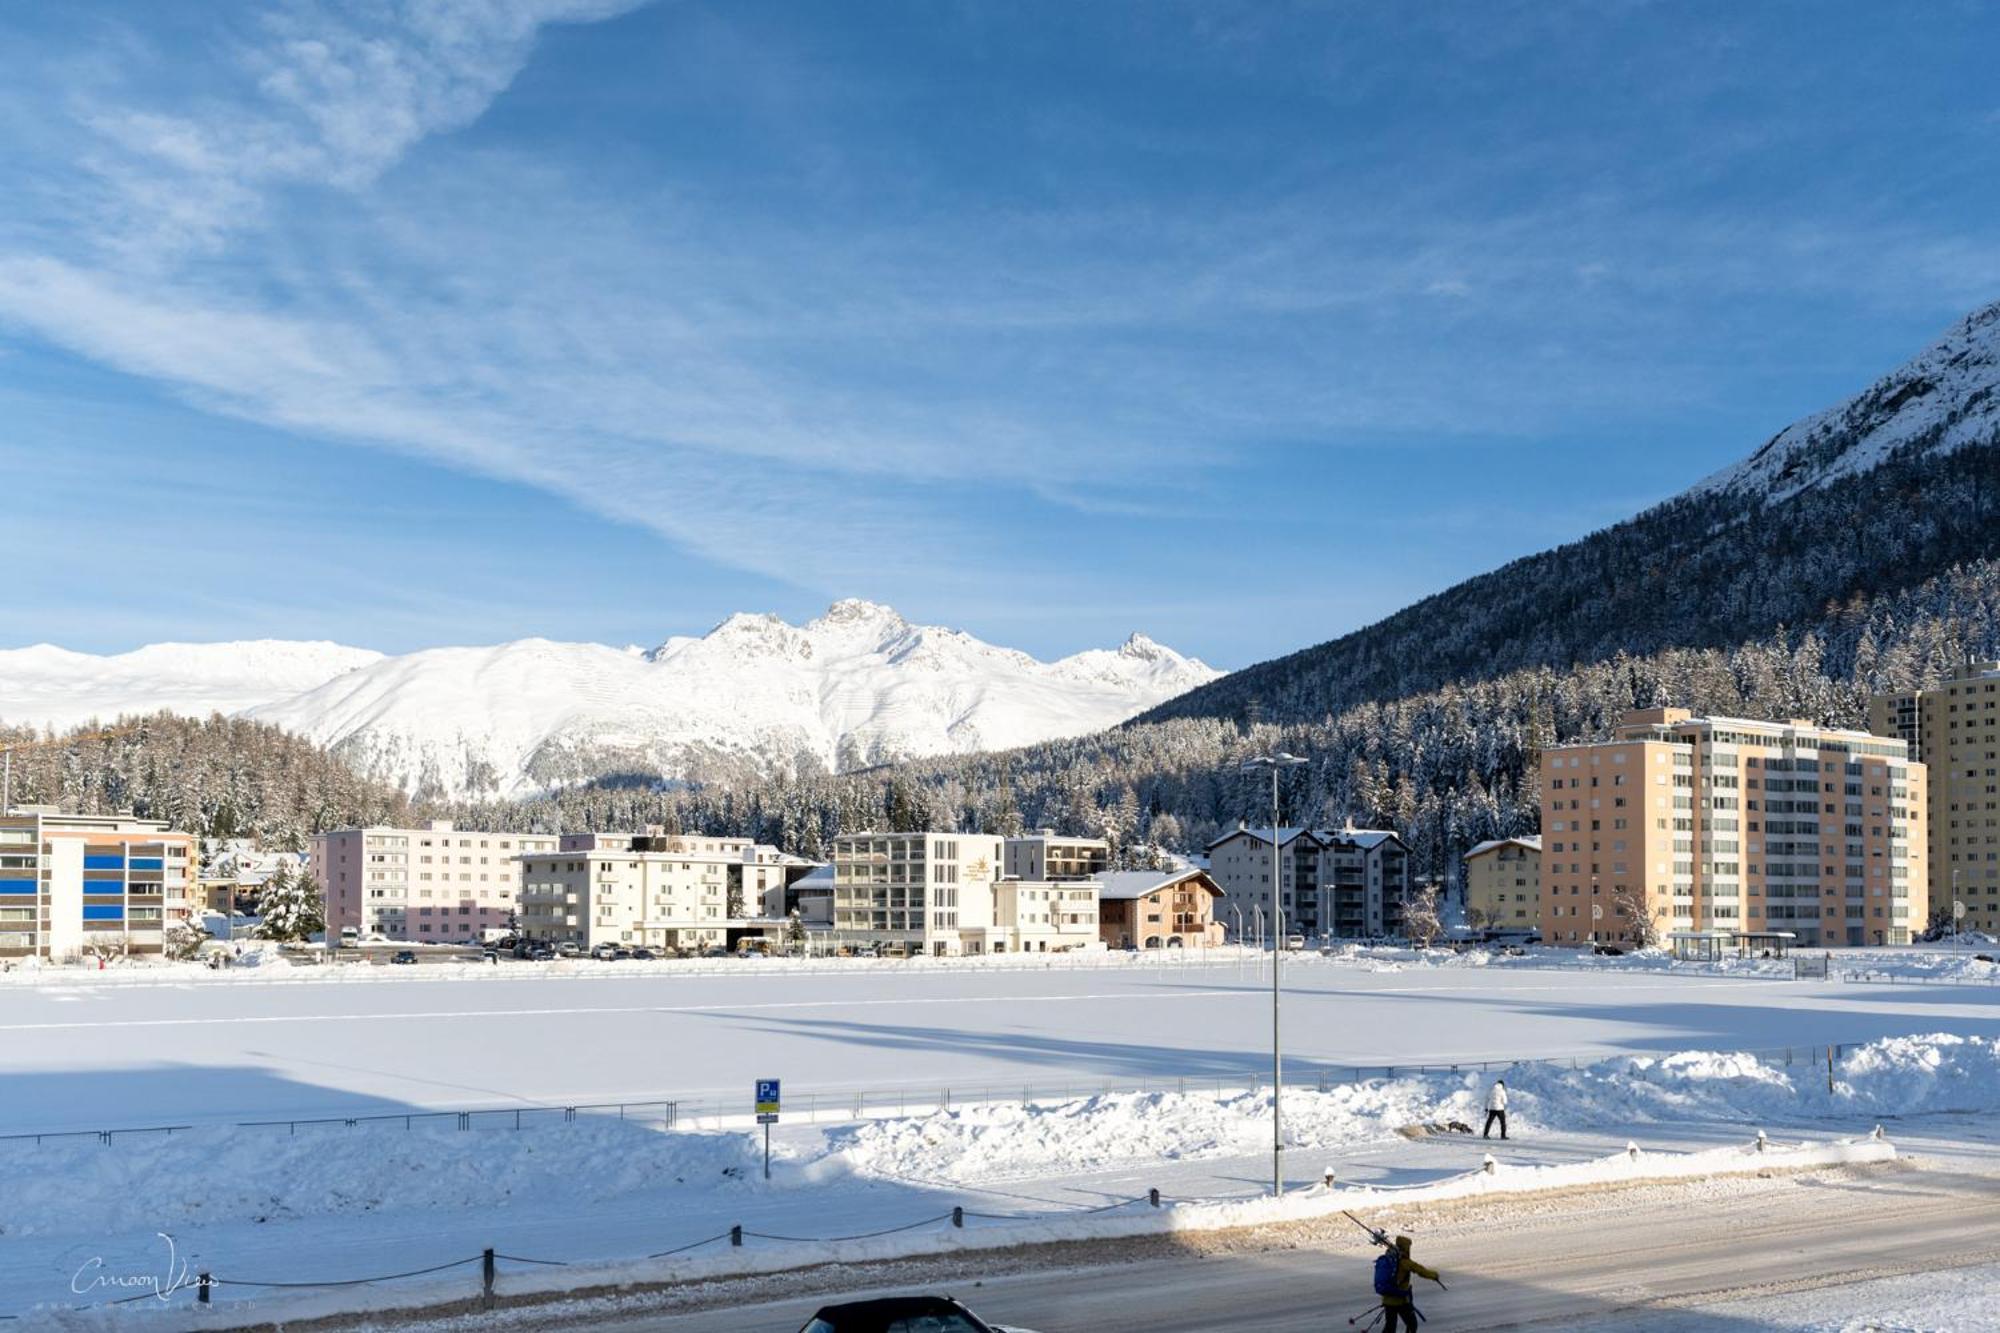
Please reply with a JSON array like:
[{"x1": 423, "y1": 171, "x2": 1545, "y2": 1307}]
[
  {"x1": 630, "y1": 947, "x2": 658, "y2": 960},
  {"x1": 798, "y1": 1295, "x2": 1035, "y2": 1333},
  {"x1": 390, "y1": 950, "x2": 419, "y2": 965}
]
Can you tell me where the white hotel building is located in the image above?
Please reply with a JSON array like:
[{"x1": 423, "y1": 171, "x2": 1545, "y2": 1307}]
[
  {"x1": 315, "y1": 821, "x2": 557, "y2": 942},
  {"x1": 831, "y1": 831, "x2": 1099, "y2": 956},
  {"x1": 518, "y1": 832, "x2": 793, "y2": 951}
]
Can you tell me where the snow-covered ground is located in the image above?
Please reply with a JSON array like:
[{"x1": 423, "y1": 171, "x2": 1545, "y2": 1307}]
[
  {"x1": 1644, "y1": 1261, "x2": 2000, "y2": 1332},
  {"x1": 4, "y1": 948, "x2": 1995, "y2": 1135},
  {"x1": 4, "y1": 950, "x2": 1996, "y2": 1325}
]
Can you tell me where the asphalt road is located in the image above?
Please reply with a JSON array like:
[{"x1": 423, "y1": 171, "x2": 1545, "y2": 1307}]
[{"x1": 585, "y1": 1161, "x2": 2000, "y2": 1331}]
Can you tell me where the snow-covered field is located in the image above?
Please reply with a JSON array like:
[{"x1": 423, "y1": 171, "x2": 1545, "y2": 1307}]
[
  {"x1": 3, "y1": 949, "x2": 1995, "y2": 1135},
  {"x1": 4, "y1": 950, "x2": 1996, "y2": 1325}
]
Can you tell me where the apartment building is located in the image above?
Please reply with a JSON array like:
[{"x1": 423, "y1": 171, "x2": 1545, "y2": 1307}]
[
  {"x1": 1204, "y1": 825, "x2": 1411, "y2": 941},
  {"x1": 314, "y1": 821, "x2": 557, "y2": 942},
  {"x1": 1463, "y1": 836, "x2": 1541, "y2": 934},
  {"x1": 518, "y1": 832, "x2": 791, "y2": 950},
  {"x1": 1318, "y1": 828, "x2": 1412, "y2": 939},
  {"x1": 1003, "y1": 831, "x2": 1110, "y2": 881},
  {"x1": 1869, "y1": 662, "x2": 2000, "y2": 935},
  {"x1": 1205, "y1": 826, "x2": 1321, "y2": 941},
  {"x1": 0, "y1": 808, "x2": 196, "y2": 960},
  {"x1": 829, "y1": 831, "x2": 1099, "y2": 955},
  {"x1": 1542, "y1": 708, "x2": 1925, "y2": 949},
  {"x1": 1093, "y1": 867, "x2": 1225, "y2": 949}
]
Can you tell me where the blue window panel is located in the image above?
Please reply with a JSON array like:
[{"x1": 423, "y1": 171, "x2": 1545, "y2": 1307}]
[
  {"x1": 81, "y1": 904, "x2": 124, "y2": 921},
  {"x1": 84, "y1": 855, "x2": 126, "y2": 870},
  {"x1": 0, "y1": 878, "x2": 36, "y2": 894},
  {"x1": 128, "y1": 857, "x2": 164, "y2": 871}
]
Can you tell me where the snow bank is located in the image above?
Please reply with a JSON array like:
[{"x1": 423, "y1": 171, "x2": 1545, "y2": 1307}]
[{"x1": 821, "y1": 1034, "x2": 2000, "y2": 1181}]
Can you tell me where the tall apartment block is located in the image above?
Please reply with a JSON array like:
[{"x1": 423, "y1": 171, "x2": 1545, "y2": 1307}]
[
  {"x1": 0, "y1": 808, "x2": 196, "y2": 960},
  {"x1": 1869, "y1": 661, "x2": 2000, "y2": 935},
  {"x1": 1204, "y1": 825, "x2": 1411, "y2": 941},
  {"x1": 1542, "y1": 708, "x2": 1925, "y2": 948},
  {"x1": 314, "y1": 821, "x2": 557, "y2": 942},
  {"x1": 831, "y1": 831, "x2": 1097, "y2": 955}
]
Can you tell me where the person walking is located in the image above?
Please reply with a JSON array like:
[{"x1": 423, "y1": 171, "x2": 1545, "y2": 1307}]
[
  {"x1": 1482, "y1": 1077, "x2": 1509, "y2": 1139},
  {"x1": 1373, "y1": 1233, "x2": 1442, "y2": 1332}
]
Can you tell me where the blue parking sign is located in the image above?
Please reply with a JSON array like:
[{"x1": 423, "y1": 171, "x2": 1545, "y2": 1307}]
[{"x1": 755, "y1": 1078, "x2": 781, "y2": 1114}]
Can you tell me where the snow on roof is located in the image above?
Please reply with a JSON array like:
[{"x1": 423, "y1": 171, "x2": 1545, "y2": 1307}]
[
  {"x1": 1464, "y1": 835, "x2": 1542, "y2": 860},
  {"x1": 1313, "y1": 827, "x2": 1404, "y2": 850},
  {"x1": 1203, "y1": 826, "x2": 1315, "y2": 851},
  {"x1": 793, "y1": 864, "x2": 834, "y2": 887},
  {"x1": 1091, "y1": 868, "x2": 1220, "y2": 901}
]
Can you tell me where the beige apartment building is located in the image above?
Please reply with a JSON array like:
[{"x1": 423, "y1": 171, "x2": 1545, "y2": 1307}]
[
  {"x1": 831, "y1": 831, "x2": 1099, "y2": 955},
  {"x1": 0, "y1": 808, "x2": 196, "y2": 960},
  {"x1": 315, "y1": 821, "x2": 557, "y2": 942},
  {"x1": 518, "y1": 832, "x2": 791, "y2": 951},
  {"x1": 1542, "y1": 708, "x2": 1925, "y2": 949},
  {"x1": 1869, "y1": 662, "x2": 2000, "y2": 936},
  {"x1": 1463, "y1": 836, "x2": 1540, "y2": 934}
]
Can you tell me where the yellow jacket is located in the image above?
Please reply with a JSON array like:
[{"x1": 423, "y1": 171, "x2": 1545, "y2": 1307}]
[{"x1": 1382, "y1": 1239, "x2": 1439, "y2": 1307}]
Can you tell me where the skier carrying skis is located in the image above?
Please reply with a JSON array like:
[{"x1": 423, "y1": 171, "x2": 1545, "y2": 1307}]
[
  {"x1": 1374, "y1": 1234, "x2": 1441, "y2": 1331},
  {"x1": 1482, "y1": 1077, "x2": 1508, "y2": 1140}
]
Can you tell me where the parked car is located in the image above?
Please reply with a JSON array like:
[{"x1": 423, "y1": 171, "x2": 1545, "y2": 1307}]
[
  {"x1": 798, "y1": 1295, "x2": 1036, "y2": 1333},
  {"x1": 630, "y1": 948, "x2": 658, "y2": 961},
  {"x1": 1593, "y1": 943, "x2": 1626, "y2": 957},
  {"x1": 527, "y1": 946, "x2": 555, "y2": 961},
  {"x1": 390, "y1": 950, "x2": 418, "y2": 965},
  {"x1": 1283, "y1": 933, "x2": 1306, "y2": 951},
  {"x1": 555, "y1": 941, "x2": 582, "y2": 957}
]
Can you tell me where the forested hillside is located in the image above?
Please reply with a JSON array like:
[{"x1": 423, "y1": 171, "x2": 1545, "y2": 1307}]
[
  {"x1": 1139, "y1": 435, "x2": 1998, "y2": 729},
  {"x1": 0, "y1": 713, "x2": 414, "y2": 848}
]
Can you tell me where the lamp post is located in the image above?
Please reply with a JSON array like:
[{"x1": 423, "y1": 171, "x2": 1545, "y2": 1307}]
[{"x1": 1242, "y1": 752, "x2": 1307, "y2": 1198}]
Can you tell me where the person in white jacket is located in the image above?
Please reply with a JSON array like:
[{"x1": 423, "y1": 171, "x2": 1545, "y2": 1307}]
[{"x1": 1482, "y1": 1078, "x2": 1509, "y2": 1140}]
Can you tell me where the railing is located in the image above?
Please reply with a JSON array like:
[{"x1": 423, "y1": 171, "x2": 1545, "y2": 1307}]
[{"x1": 51, "y1": 1189, "x2": 1173, "y2": 1319}]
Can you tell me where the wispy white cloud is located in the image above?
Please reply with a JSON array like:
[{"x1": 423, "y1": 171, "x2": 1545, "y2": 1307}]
[{"x1": 0, "y1": 0, "x2": 1995, "y2": 634}]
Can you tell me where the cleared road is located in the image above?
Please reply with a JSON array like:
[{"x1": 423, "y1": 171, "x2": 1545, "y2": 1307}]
[{"x1": 588, "y1": 1160, "x2": 2000, "y2": 1331}]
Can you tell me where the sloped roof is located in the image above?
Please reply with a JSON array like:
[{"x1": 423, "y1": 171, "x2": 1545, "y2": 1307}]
[
  {"x1": 1464, "y1": 835, "x2": 1542, "y2": 860},
  {"x1": 1092, "y1": 867, "x2": 1223, "y2": 901},
  {"x1": 1203, "y1": 826, "x2": 1319, "y2": 852},
  {"x1": 1314, "y1": 827, "x2": 1406, "y2": 851}
]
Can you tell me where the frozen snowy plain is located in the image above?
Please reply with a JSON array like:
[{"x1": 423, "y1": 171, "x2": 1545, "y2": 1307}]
[{"x1": 2, "y1": 948, "x2": 1996, "y2": 1327}]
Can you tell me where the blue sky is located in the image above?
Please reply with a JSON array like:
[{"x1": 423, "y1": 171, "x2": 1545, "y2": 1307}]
[{"x1": 2, "y1": 1, "x2": 1997, "y2": 668}]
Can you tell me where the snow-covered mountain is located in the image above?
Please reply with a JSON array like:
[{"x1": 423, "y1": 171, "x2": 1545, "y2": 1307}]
[
  {"x1": 0, "y1": 640, "x2": 384, "y2": 733},
  {"x1": 1686, "y1": 298, "x2": 2000, "y2": 504},
  {"x1": 227, "y1": 601, "x2": 1217, "y2": 798}
]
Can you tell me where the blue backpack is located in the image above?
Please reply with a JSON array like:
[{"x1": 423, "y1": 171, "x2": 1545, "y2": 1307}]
[{"x1": 1373, "y1": 1249, "x2": 1403, "y2": 1297}]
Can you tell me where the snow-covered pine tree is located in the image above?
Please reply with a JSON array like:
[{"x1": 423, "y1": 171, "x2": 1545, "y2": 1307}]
[{"x1": 254, "y1": 863, "x2": 326, "y2": 942}]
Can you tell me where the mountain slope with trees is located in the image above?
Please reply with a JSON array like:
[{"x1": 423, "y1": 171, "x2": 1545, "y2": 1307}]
[{"x1": 1138, "y1": 301, "x2": 2000, "y2": 729}]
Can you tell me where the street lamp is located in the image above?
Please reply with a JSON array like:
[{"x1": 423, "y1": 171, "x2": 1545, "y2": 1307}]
[{"x1": 1243, "y1": 752, "x2": 1307, "y2": 1198}]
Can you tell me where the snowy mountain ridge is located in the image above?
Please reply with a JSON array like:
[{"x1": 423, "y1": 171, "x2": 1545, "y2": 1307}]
[
  {"x1": 1685, "y1": 298, "x2": 2000, "y2": 504},
  {"x1": 0, "y1": 603, "x2": 1218, "y2": 798},
  {"x1": 0, "y1": 640, "x2": 386, "y2": 734}
]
